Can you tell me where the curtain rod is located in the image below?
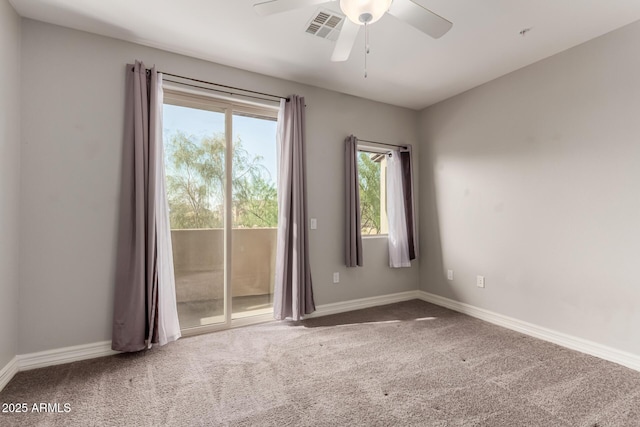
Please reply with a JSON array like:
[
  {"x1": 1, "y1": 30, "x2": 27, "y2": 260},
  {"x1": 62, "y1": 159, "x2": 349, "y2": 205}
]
[
  {"x1": 141, "y1": 68, "x2": 289, "y2": 102},
  {"x1": 357, "y1": 138, "x2": 408, "y2": 149},
  {"x1": 163, "y1": 78, "x2": 285, "y2": 104}
]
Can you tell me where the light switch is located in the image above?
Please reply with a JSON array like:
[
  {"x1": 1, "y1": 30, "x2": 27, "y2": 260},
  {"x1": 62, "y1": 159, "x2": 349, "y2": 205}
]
[{"x1": 310, "y1": 218, "x2": 317, "y2": 229}]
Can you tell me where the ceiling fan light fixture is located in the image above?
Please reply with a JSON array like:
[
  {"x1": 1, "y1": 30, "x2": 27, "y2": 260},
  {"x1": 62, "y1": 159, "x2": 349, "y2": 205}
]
[{"x1": 339, "y1": 0, "x2": 392, "y2": 25}]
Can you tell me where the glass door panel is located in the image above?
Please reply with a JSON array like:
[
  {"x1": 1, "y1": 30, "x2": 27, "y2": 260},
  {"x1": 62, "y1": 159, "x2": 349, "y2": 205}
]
[
  {"x1": 163, "y1": 102, "x2": 227, "y2": 329},
  {"x1": 231, "y1": 112, "x2": 278, "y2": 318}
]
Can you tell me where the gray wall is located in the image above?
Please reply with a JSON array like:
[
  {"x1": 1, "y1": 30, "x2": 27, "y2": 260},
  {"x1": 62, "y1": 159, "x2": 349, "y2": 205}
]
[
  {"x1": 419, "y1": 21, "x2": 640, "y2": 355},
  {"x1": 18, "y1": 20, "x2": 419, "y2": 354},
  {"x1": 0, "y1": 0, "x2": 21, "y2": 368}
]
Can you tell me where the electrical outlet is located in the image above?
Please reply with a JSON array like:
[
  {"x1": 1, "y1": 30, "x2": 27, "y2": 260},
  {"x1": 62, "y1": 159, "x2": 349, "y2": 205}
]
[
  {"x1": 476, "y1": 275, "x2": 485, "y2": 288},
  {"x1": 333, "y1": 272, "x2": 340, "y2": 283},
  {"x1": 447, "y1": 270, "x2": 454, "y2": 281}
]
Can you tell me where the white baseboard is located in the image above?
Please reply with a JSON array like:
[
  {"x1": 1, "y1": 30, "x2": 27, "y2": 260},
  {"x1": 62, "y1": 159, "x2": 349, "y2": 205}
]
[
  {"x1": 18, "y1": 340, "x2": 118, "y2": 372},
  {"x1": 308, "y1": 290, "x2": 421, "y2": 319},
  {"x1": 0, "y1": 341, "x2": 120, "y2": 392},
  {"x1": 6, "y1": 288, "x2": 636, "y2": 393},
  {"x1": 417, "y1": 290, "x2": 640, "y2": 372},
  {"x1": 0, "y1": 356, "x2": 19, "y2": 392}
]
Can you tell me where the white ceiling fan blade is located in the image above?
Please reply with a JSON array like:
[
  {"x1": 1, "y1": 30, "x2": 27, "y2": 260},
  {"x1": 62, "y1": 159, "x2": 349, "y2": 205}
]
[
  {"x1": 387, "y1": 0, "x2": 452, "y2": 39},
  {"x1": 331, "y1": 20, "x2": 360, "y2": 62},
  {"x1": 253, "y1": 0, "x2": 332, "y2": 16}
]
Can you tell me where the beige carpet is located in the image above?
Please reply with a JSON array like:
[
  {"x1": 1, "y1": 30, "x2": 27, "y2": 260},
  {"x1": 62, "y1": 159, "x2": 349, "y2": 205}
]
[{"x1": 2, "y1": 300, "x2": 640, "y2": 426}]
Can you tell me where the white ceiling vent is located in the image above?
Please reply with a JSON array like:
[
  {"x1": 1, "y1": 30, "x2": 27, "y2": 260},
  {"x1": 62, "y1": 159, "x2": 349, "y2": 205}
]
[{"x1": 305, "y1": 9, "x2": 345, "y2": 42}]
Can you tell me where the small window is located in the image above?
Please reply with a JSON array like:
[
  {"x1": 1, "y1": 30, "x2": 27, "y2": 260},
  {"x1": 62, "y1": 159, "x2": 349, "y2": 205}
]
[{"x1": 357, "y1": 150, "x2": 388, "y2": 236}]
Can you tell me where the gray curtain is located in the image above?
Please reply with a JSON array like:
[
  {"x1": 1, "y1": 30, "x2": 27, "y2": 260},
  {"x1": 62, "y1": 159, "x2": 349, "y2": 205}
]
[
  {"x1": 345, "y1": 135, "x2": 363, "y2": 267},
  {"x1": 273, "y1": 95, "x2": 315, "y2": 321},
  {"x1": 112, "y1": 61, "x2": 181, "y2": 352},
  {"x1": 399, "y1": 146, "x2": 418, "y2": 260}
]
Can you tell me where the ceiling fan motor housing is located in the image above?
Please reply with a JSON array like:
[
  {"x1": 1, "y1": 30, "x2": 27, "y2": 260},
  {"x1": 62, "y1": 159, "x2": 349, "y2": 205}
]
[
  {"x1": 359, "y1": 12, "x2": 373, "y2": 23},
  {"x1": 340, "y1": 0, "x2": 393, "y2": 25}
]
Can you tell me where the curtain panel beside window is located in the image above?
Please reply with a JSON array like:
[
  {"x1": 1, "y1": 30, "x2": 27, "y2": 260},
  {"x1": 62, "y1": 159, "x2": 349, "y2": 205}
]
[
  {"x1": 400, "y1": 146, "x2": 418, "y2": 260},
  {"x1": 387, "y1": 150, "x2": 411, "y2": 268},
  {"x1": 273, "y1": 95, "x2": 316, "y2": 321},
  {"x1": 112, "y1": 61, "x2": 181, "y2": 352},
  {"x1": 345, "y1": 135, "x2": 363, "y2": 267}
]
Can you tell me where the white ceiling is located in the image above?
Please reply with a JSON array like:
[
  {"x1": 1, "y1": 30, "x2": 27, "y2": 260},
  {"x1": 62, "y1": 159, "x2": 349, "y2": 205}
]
[{"x1": 10, "y1": 0, "x2": 640, "y2": 110}]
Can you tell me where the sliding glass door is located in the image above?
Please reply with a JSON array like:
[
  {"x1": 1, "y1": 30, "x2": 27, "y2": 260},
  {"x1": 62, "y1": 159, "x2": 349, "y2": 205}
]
[
  {"x1": 162, "y1": 90, "x2": 278, "y2": 332},
  {"x1": 231, "y1": 113, "x2": 278, "y2": 319}
]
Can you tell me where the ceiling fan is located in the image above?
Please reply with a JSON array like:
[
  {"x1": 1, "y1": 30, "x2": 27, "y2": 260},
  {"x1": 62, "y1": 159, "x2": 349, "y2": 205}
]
[{"x1": 253, "y1": 0, "x2": 453, "y2": 62}]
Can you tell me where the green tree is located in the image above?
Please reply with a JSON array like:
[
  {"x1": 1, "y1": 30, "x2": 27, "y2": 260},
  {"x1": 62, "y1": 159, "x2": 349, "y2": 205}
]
[
  {"x1": 164, "y1": 131, "x2": 278, "y2": 229},
  {"x1": 234, "y1": 174, "x2": 278, "y2": 227},
  {"x1": 358, "y1": 152, "x2": 381, "y2": 234}
]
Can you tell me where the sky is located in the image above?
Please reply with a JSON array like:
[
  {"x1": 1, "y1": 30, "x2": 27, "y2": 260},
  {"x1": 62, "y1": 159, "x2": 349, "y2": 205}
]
[{"x1": 162, "y1": 104, "x2": 278, "y2": 183}]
